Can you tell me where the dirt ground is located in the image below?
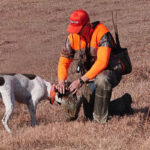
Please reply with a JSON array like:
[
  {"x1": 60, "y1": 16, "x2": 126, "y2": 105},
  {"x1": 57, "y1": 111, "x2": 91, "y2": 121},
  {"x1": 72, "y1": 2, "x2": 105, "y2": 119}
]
[{"x1": 0, "y1": 0, "x2": 150, "y2": 150}]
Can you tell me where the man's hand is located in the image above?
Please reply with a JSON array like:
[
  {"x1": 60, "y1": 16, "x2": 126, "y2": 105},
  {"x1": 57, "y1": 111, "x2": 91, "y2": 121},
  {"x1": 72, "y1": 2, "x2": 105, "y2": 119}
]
[
  {"x1": 55, "y1": 80, "x2": 65, "y2": 94},
  {"x1": 69, "y1": 75, "x2": 89, "y2": 94},
  {"x1": 69, "y1": 79, "x2": 82, "y2": 94}
]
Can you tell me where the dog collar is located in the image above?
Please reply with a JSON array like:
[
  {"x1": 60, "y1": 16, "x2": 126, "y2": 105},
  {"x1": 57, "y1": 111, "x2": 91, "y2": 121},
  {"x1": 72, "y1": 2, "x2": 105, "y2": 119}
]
[{"x1": 49, "y1": 84, "x2": 56, "y2": 104}]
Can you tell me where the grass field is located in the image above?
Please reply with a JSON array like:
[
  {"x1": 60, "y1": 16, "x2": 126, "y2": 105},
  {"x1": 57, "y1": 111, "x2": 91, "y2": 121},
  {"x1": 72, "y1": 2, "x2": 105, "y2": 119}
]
[{"x1": 0, "y1": 0, "x2": 150, "y2": 149}]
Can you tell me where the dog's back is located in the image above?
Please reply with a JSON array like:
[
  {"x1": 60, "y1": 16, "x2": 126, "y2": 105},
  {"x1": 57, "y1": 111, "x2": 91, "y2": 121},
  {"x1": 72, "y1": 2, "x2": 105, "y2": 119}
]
[{"x1": 0, "y1": 73, "x2": 45, "y2": 103}]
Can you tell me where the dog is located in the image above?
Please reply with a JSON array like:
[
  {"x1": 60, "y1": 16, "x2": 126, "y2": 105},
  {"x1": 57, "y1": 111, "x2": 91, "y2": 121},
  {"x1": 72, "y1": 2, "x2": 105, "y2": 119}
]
[{"x1": 0, "y1": 73, "x2": 61, "y2": 133}]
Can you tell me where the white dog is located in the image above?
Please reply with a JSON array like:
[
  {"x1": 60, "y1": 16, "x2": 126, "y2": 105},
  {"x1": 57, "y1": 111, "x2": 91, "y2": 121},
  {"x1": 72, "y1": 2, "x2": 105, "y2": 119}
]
[{"x1": 0, "y1": 73, "x2": 61, "y2": 133}]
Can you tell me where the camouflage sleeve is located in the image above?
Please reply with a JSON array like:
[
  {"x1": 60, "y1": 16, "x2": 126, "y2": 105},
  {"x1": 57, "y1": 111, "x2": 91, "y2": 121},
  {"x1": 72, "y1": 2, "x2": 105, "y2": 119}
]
[
  {"x1": 61, "y1": 37, "x2": 75, "y2": 59},
  {"x1": 98, "y1": 32, "x2": 115, "y2": 48}
]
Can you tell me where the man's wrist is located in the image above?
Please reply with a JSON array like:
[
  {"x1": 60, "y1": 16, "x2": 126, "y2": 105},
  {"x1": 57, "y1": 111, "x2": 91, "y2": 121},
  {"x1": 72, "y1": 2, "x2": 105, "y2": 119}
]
[{"x1": 79, "y1": 78, "x2": 85, "y2": 85}]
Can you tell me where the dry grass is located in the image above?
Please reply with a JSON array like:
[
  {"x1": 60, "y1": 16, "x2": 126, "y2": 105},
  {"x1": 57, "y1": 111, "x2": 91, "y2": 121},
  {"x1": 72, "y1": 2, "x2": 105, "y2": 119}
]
[{"x1": 0, "y1": 0, "x2": 150, "y2": 149}]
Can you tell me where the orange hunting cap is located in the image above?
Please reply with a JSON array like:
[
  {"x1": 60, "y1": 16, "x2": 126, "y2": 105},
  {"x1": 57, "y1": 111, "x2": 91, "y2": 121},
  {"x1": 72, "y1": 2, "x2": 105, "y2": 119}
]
[{"x1": 67, "y1": 9, "x2": 90, "y2": 33}]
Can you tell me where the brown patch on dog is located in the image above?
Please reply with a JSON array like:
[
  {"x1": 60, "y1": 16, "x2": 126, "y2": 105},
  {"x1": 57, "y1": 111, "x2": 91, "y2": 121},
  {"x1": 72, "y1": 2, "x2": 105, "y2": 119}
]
[
  {"x1": 0, "y1": 77, "x2": 5, "y2": 86},
  {"x1": 23, "y1": 74, "x2": 36, "y2": 80},
  {"x1": 0, "y1": 73, "x2": 36, "y2": 80},
  {"x1": 0, "y1": 73, "x2": 16, "y2": 76}
]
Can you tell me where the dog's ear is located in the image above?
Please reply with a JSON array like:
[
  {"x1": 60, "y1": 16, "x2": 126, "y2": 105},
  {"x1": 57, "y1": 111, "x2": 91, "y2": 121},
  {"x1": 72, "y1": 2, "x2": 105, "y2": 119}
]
[
  {"x1": 54, "y1": 93, "x2": 62, "y2": 105},
  {"x1": 58, "y1": 92, "x2": 63, "y2": 99},
  {"x1": 54, "y1": 88, "x2": 62, "y2": 98}
]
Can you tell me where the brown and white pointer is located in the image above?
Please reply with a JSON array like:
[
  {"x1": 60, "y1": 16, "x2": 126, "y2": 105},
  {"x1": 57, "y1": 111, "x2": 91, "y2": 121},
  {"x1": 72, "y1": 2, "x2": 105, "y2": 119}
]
[{"x1": 0, "y1": 73, "x2": 61, "y2": 133}]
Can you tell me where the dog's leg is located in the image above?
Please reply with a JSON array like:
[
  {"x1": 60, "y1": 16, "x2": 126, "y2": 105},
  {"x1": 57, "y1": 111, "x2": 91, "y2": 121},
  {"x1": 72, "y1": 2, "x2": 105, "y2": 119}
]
[
  {"x1": 27, "y1": 98, "x2": 37, "y2": 126},
  {"x1": 1, "y1": 91, "x2": 15, "y2": 133},
  {"x1": 28, "y1": 84, "x2": 45, "y2": 126}
]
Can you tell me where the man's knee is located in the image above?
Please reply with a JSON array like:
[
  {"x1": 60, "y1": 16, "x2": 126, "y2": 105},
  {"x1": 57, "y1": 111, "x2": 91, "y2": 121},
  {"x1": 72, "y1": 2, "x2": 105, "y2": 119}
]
[{"x1": 95, "y1": 71, "x2": 111, "y2": 90}]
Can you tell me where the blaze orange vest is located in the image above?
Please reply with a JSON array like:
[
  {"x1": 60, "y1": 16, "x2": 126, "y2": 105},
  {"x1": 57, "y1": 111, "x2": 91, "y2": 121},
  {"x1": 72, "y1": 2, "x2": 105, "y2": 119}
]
[{"x1": 58, "y1": 22, "x2": 113, "y2": 80}]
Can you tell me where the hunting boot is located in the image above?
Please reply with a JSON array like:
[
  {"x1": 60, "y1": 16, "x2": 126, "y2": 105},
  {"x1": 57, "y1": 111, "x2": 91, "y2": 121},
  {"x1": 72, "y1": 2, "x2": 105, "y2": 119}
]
[{"x1": 93, "y1": 71, "x2": 112, "y2": 123}]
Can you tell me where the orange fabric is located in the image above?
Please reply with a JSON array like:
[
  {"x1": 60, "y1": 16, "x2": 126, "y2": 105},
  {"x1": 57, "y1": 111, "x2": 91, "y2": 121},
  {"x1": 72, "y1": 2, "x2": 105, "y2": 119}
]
[
  {"x1": 68, "y1": 34, "x2": 86, "y2": 50},
  {"x1": 58, "y1": 22, "x2": 111, "y2": 80},
  {"x1": 58, "y1": 56, "x2": 72, "y2": 80},
  {"x1": 68, "y1": 23, "x2": 109, "y2": 50},
  {"x1": 67, "y1": 9, "x2": 89, "y2": 33},
  {"x1": 91, "y1": 23, "x2": 109, "y2": 48},
  {"x1": 85, "y1": 47, "x2": 111, "y2": 79},
  {"x1": 49, "y1": 85, "x2": 56, "y2": 104}
]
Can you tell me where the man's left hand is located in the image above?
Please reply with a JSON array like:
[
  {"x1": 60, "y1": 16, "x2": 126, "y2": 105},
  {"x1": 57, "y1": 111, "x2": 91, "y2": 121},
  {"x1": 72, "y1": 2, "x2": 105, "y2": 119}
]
[{"x1": 69, "y1": 79, "x2": 82, "y2": 94}]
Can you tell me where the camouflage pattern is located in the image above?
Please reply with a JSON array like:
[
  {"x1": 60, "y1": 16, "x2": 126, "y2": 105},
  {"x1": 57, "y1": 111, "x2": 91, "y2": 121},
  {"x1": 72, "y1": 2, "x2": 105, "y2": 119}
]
[{"x1": 82, "y1": 69, "x2": 122, "y2": 123}]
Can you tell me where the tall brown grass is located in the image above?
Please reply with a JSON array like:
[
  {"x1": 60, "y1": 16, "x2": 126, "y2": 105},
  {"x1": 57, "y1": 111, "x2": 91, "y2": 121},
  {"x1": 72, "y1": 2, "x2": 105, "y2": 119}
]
[{"x1": 0, "y1": 0, "x2": 150, "y2": 149}]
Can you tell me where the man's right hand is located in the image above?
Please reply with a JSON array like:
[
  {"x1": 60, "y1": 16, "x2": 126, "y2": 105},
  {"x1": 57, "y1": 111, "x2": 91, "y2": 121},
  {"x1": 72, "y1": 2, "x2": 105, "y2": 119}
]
[{"x1": 55, "y1": 80, "x2": 65, "y2": 94}]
